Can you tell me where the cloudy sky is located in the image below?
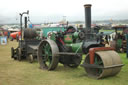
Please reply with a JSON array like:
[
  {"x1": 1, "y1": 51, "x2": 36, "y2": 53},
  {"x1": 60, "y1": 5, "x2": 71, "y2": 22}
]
[{"x1": 0, "y1": 0, "x2": 128, "y2": 24}]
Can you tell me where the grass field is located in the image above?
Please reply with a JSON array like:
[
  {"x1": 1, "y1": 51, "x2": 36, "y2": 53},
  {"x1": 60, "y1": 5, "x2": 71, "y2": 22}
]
[
  {"x1": 0, "y1": 40, "x2": 128, "y2": 85},
  {"x1": 99, "y1": 29, "x2": 115, "y2": 32}
]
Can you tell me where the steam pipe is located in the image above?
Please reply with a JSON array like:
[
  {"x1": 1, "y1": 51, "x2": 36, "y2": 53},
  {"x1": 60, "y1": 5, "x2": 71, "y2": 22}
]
[{"x1": 19, "y1": 10, "x2": 29, "y2": 41}]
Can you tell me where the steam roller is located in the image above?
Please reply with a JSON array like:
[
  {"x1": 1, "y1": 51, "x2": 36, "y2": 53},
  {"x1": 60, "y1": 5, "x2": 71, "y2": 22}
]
[
  {"x1": 81, "y1": 4, "x2": 123, "y2": 79},
  {"x1": 37, "y1": 4, "x2": 123, "y2": 79}
]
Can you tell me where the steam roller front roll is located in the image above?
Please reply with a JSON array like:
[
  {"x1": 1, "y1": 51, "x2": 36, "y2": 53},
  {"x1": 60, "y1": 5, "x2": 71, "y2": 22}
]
[{"x1": 82, "y1": 50, "x2": 123, "y2": 79}]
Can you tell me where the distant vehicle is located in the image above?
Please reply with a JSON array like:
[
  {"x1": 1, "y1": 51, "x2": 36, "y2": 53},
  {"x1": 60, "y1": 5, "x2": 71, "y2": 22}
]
[
  {"x1": 10, "y1": 31, "x2": 21, "y2": 41},
  {"x1": 110, "y1": 25, "x2": 128, "y2": 52}
]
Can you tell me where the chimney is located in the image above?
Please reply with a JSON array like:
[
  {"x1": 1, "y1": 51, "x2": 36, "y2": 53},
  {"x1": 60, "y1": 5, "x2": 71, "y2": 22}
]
[
  {"x1": 84, "y1": 4, "x2": 92, "y2": 30},
  {"x1": 25, "y1": 17, "x2": 27, "y2": 29}
]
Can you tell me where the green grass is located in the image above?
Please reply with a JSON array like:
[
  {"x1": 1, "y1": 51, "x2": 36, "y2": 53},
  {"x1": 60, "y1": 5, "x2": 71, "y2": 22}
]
[
  {"x1": 0, "y1": 40, "x2": 128, "y2": 85},
  {"x1": 99, "y1": 29, "x2": 115, "y2": 32}
]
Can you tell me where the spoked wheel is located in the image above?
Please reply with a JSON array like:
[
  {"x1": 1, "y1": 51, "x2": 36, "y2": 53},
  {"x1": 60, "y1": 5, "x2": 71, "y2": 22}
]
[
  {"x1": 83, "y1": 51, "x2": 123, "y2": 79},
  {"x1": 28, "y1": 54, "x2": 34, "y2": 63},
  {"x1": 84, "y1": 53, "x2": 103, "y2": 78},
  {"x1": 67, "y1": 55, "x2": 82, "y2": 68},
  {"x1": 37, "y1": 39, "x2": 59, "y2": 70},
  {"x1": 17, "y1": 48, "x2": 22, "y2": 61},
  {"x1": 11, "y1": 47, "x2": 14, "y2": 58}
]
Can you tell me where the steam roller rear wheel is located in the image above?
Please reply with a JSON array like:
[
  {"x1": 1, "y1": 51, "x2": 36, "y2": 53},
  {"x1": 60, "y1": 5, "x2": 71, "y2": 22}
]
[
  {"x1": 17, "y1": 48, "x2": 22, "y2": 61},
  {"x1": 37, "y1": 39, "x2": 59, "y2": 70},
  {"x1": 84, "y1": 50, "x2": 123, "y2": 79},
  {"x1": 28, "y1": 54, "x2": 34, "y2": 63},
  {"x1": 11, "y1": 47, "x2": 14, "y2": 58}
]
